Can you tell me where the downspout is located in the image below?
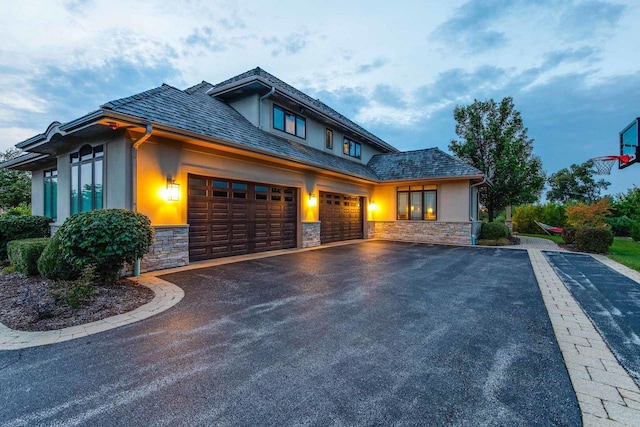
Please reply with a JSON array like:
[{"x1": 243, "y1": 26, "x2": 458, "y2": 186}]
[
  {"x1": 258, "y1": 87, "x2": 275, "y2": 129},
  {"x1": 469, "y1": 177, "x2": 488, "y2": 245},
  {"x1": 131, "y1": 123, "x2": 153, "y2": 276}
]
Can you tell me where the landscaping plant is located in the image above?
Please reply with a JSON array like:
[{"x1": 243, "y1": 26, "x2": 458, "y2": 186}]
[
  {"x1": 37, "y1": 231, "x2": 81, "y2": 281},
  {"x1": 7, "y1": 238, "x2": 49, "y2": 276},
  {"x1": 561, "y1": 227, "x2": 578, "y2": 244},
  {"x1": 565, "y1": 198, "x2": 612, "y2": 228},
  {"x1": 0, "y1": 215, "x2": 51, "y2": 259},
  {"x1": 631, "y1": 222, "x2": 640, "y2": 243},
  {"x1": 481, "y1": 222, "x2": 509, "y2": 240},
  {"x1": 56, "y1": 209, "x2": 153, "y2": 284},
  {"x1": 575, "y1": 227, "x2": 614, "y2": 254}
]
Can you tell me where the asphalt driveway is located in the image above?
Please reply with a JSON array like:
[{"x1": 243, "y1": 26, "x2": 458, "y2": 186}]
[
  {"x1": 545, "y1": 251, "x2": 640, "y2": 384},
  {"x1": 0, "y1": 242, "x2": 579, "y2": 426}
]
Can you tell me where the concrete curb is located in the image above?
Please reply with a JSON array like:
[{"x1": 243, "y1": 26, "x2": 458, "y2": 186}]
[
  {"x1": 528, "y1": 249, "x2": 640, "y2": 426},
  {"x1": 0, "y1": 276, "x2": 184, "y2": 350}
]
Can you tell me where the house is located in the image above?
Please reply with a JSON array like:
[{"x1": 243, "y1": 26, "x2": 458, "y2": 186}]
[{"x1": 2, "y1": 67, "x2": 485, "y2": 272}]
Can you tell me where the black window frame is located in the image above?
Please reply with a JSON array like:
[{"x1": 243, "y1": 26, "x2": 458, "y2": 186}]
[
  {"x1": 44, "y1": 169, "x2": 57, "y2": 220},
  {"x1": 343, "y1": 137, "x2": 361, "y2": 159},
  {"x1": 70, "y1": 144, "x2": 104, "y2": 214},
  {"x1": 396, "y1": 186, "x2": 437, "y2": 221},
  {"x1": 273, "y1": 104, "x2": 306, "y2": 139},
  {"x1": 325, "y1": 129, "x2": 333, "y2": 149}
]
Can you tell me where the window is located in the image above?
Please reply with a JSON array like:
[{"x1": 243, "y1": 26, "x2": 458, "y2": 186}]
[
  {"x1": 70, "y1": 145, "x2": 103, "y2": 214},
  {"x1": 396, "y1": 185, "x2": 437, "y2": 220},
  {"x1": 273, "y1": 105, "x2": 306, "y2": 138},
  {"x1": 44, "y1": 169, "x2": 57, "y2": 220},
  {"x1": 343, "y1": 137, "x2": 361, "y2": 159},
  {"x1": 325, "y1": 129, "x2": 333, "y2": 149}
]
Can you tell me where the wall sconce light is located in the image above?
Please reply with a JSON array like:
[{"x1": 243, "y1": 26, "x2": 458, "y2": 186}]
[
  {"x1": 308, "y1": 193, "x2": 317, "y2": 207},
  {"x1": 368, "y1": 201, "x2": 377, "y2": 211},
  {"x1": 166, "y1": 175, "x2": 180, "y2": 201}
]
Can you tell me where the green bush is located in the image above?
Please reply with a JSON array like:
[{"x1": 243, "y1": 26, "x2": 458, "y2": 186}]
[
  {"x1": 4, "y1": 204, "x2": 31, "y2": 216},
  {"x1": 56, "y1": 209, "x2": 153, "y2": 284},
  {"x1": 37, "y1": 231, "x2": 81, "y2": 281},
  {"x1": 513, "y1": 204, "x2": 542, "y2": 233},
  {"x1": 631, "y1": 222, "x2": 640, "y2": 242},
  {"x1": 0, "y1": 215, "x2": 51, "y2": 260},
  {"x1": 540, "y1": 203, "x2": 567, "y2": 229},
  {"x1": 481, "y1": 222, "x2": 509, "y2": 240},
  {"x1": 52, "y1": 266, "x2": 96, "y2": 309},
  {"x1": 7, "y1": 238, "x2": 49, "y2": 276},
  {"x1": 561, "y1": 227, "x2": 578, "y2": 244},
  {"x1": 576, "y1": 227, "x2": 614, "y2": 253},
  {"x1": 605, "y1": 216, "x2": 636, "y2": 237}
]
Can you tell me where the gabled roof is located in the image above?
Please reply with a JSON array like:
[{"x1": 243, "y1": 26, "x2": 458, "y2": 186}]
[
  {"x1": 101, "y1": 84, "x2": 381, "y2": 180},
  {"x1": 208, "y1": 67, "x2": 399, "y2": 154},
  {"x1": 368, "y1": 148, "x2": 483, "y2": 181}
]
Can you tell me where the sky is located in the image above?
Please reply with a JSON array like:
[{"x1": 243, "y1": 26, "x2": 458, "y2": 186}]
[{"x1": 1, "y1": 0, "x2": 639, "y2": 197}]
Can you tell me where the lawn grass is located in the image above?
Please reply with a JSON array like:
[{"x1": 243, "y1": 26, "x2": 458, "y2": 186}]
[{"x1": 518, "y1": 233, "x2": 640, "y2": 273}]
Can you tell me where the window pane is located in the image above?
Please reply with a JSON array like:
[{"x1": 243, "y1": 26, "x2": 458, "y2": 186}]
[
  {"x1": 81, "y1": 163, "x2": 92, "y2": 212},
  {"x1": 213, "y1": 180, "x2": 228, "y2": 188},
  {"x1": 296, "y1": 117, "x2": 305, "y2": 138},
  {"x1": 94, "y1": 159, "x2": 103, "y2": 210},
  {"x1": 285, "y1": 112, "x2": 295, "y2": 134},
  {"x1": 355, "y1": 142, "x2": 361, "y2": 159},
  {"x1": 232, "y1": 182, "x2": 247, "y2": 190},
  {"x1": 255, "y1": 185, "x2": 268, "y2": 192},
  {"x1": 410, "y1": 192, "x2": 422, "y2": 220},
  {"x1": 343, "y1": 138, "x2": 349, "y2": 155},
  {"x1": 326, "y1": 129, "x2": 333, "y2": 149},
  {"x1": 424, "y1": 190, "x2": 436, "y2": 220},
  {"x1": 52, "y1": 175, "x2": 57, "y2": 220},
  {"x1": 397, "y1": 192, "x2": 408, "y2": 220},
  {"x1": 80, "y1": 145, "x2": 93, "y2": 161},
  {"x1": 94, "y1": 145, "x2": 104, "y2": 158},
  {"x1": 44, "y1": 177, "x2": 51, "y2": 218},
  {"x1": 71, "y1": 165, "x2": 79, "y2": 214},
  {"x1": 273, "y1": 106, "x2": 284, "y2": 130}
]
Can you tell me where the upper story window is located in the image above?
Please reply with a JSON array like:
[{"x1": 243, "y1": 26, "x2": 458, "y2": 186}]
[
  {"x1": 44, "y1": 169, "x2": 57, "y2": 220},
  {"x1": 397, "y1": 185, "x2": 437, "y2": 221},
  {"x1": 326, "y1": 129, "x2": 333, "y2": 149},
  {"x1": 273, "y1": 105, "x2": 306, "y2": 139},
  {"x1": 343, "y1": 137, "x2": 361, "y2": 159},
  {"x1": 70, "y1": 144, "x2": 103, "y2": 214}
]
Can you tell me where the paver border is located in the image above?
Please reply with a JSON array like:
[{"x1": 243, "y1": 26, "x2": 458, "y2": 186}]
[
  {"x1": 528, "y1": 248, "x2": 640, "y2": 426},
  {"x1": 0, "y1": 276, "x2": 184, "y2": 350}
]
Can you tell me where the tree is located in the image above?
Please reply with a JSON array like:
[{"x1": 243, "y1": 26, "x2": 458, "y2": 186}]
[
  {"x1": 449, "y1": 97, "x2": 545, "y2": 221},
  {"x1": 0, "y1": 148, "x2": 31, "y2": 210},
  {"x1": 611, "y1": 185, "x2": 640, "y2": 220},
  {"x1": 546, "y1": 161, "x2": 610, "y2": 204}
]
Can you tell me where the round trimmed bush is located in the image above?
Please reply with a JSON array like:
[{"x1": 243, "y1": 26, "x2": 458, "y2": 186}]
[
  {"x1": 561, "y1": 227, "x2": 578, "y2": 244},
  {"x1": 7, "y1": 238, "x2": 49, "y2": 276},
  {"x1": 575, "y1": 227, "x2": 614, "y2": 253},
  {"x1": 37, "y1": 231, "x2": 80, "y2": 281},
  {"x1": 56, "y1": 209, "x2": 154, "y2": 284},
  {"x1": 481, "y1": 222, "x2": 509, "y2": 240}
]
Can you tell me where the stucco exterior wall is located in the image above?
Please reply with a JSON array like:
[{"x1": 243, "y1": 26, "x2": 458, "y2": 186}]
[
  {"x1": 229, "y1": 94, "x2": 260, "y2": 127},
  {"x1": 105, "y1": 135, "x2": 131, "y2": 210}
]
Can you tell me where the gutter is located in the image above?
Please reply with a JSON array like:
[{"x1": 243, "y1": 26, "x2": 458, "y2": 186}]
[
  {"x1": 258, "y1": 86, "x2": 275, "y2": 129},
  {"x1": 131, "y1": 123, "x2": 153, "y2": 277}
]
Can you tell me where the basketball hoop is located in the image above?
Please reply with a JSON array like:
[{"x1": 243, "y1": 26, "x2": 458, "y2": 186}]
[{"x1": 590, "y1": 155, "x2": 630, "y2": 175}]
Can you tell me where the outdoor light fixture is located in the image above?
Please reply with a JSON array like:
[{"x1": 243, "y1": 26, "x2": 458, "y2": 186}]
[
  {"x1": 308, "y1": 193, "x2": 317, "y2": 207},
  {"x1": 166, "y1": 176, "x2": 180, "y2": 201},
  {"x1": 107, "y1": 121, "x2": 119, "y2": 130},
  {"x1": 368, "y1": 201, "x2": 377, "y2": 211}
]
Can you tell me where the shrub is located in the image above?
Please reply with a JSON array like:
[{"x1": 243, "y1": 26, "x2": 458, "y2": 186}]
[
  {"x1": 56, "y1": 209, "x2": 153, "y2": 284},
  {"x1": 481, "y1": 222, "x2": 509, "y2": 240},
  {"x1": 576, "y1": 227, "x2": 614, "y2": 253},
  {"x1": 561, "y1": 227, "x2": 578, "y2": 244},
  {"x1": 52, "y1": 266, "x2": 96, "y2": 309},
  {"x1": 513, "y1": 204, "x2": 542, "y2": 233},
  {"x1": 566, "y1": 198, "x2": 612, "y2": 228},
  {"x1": 605, "y1": 216, "x2": 636, "y2": 237},
  {"x1": 631, "y1": 222, "x2": 640, "y2": 242},
  {"x1": 0, "y1": 215, "x2": 51, "y2": 259},
  {"x1": 37, "y1": 231, "x2": 80, "y2": 281},
  {"x1": 540, "y1": 203, "x2": 567, "y2": 229},
  {"x1": 7, "y1": 238, "x2": 49, "y2": 276},
  {"x1": 4, "y1": 204, "x2": 31, "y2": 216}
]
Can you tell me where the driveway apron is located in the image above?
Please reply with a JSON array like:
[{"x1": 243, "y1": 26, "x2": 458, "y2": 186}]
[{"x1": 0, "y1": 242, "x2": 579, "y2": 426}]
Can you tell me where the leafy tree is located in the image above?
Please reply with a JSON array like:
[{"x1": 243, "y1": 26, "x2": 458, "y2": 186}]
[
  {"x1": 611, "y1": 185, "x2": 640, "y2": 220},
  {"x1": 449, "y1": 97, "x2": 545, "y2": 221},
  {"x1": 0, "y1": 148, "x2": 31, "y2": 210},
  {"x1": 565, "y1": 197, "x2": 612, "y2": 228},
  {"x1": 546, "y1": 161, "x2": 610, "y2": 204}
]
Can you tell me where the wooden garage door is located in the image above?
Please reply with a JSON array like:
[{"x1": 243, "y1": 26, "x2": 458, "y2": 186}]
[
  {"x1": 319, "y1": 191, "x2": 363, "y2": 244},
  {"x1": 188, "y1": 174, "x2": 297, "y2": 261}
]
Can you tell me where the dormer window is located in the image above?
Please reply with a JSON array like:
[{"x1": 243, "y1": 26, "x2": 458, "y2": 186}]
[
  {"x1": 273, "y1": 105, "x2": 306, "y2": 139},
  {"x1": 343, "y1": 137, "x2": 361, "y2": 159}
]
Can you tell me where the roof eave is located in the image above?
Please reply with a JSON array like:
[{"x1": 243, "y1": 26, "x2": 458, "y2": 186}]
[{"x1": 378, "y1": 174, "x2": 485, "y2": 184}]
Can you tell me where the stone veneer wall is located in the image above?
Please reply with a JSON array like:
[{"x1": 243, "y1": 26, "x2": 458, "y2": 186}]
[
  {"x1": 139, "y1": 225, "x2": 189, "y2": 273},
  {"x1": 368, "y1": 221, "x2": 472, "y2": 245},
  {"x1": 301, "y1": 221, "x2": 321, "y2": 248}
]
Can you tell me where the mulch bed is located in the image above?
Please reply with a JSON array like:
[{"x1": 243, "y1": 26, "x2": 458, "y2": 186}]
[{"x1": 0, "y1": 272, "x2": 154, "y2": 332}]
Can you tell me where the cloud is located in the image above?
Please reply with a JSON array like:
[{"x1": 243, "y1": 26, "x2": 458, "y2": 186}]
[
  {"x1": 559, "y1": 0, "x2": 626, "y2": 39},
  {"x1": 356, "y1": 57, "x2": 388, "y2": 74},
  {"x1": 262, "y1": 32, "x2": 310, "y2": 57},
  {"x1": 414, "y1": 66, "x2": 508, "y2": 105},
  {"x1": 184, "y1": 26, "x2": 228, "y2": 52},
  {"x1": 372, "y1": 84, "x2": 407, "y2": 109},
  {"x1": 307, "y1": 87, "x2": 371, "y2": 122}
]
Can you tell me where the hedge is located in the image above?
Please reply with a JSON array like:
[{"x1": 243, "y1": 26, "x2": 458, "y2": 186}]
[
  {"x1": 0, "y1": 215, "x2": 51, "y2": 260},
  {"x1": 481, "y1": 222, "x2": 509, "y2": 240},
  {"x1": 7, "y1": 238, "x2": 50, "y2": 276},
  {"x1": 576, "y1": 227, "x2": 614, "y2": 254}
]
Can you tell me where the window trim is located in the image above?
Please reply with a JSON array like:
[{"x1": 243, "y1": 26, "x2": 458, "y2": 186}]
[
  {"x1": 70, "y1": 144, "x2": 104, "y2": 214},
  {"x1": 325, "y1": 128, "x2": 333, "y2": 149},
  {"x1": 273, "y1": 104, "x2": 306, "y2": 139},
  {"x1": 343, "y1": 137, "x2": 361, "y2": 159},
  {"x1": 396, "y1": 185, "x2": 437, "y2": 221}
]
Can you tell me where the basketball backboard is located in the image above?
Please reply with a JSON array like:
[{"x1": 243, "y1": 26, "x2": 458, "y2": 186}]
[{"x1": 620, "y1": 117, "x2": 639, "y2": 169}]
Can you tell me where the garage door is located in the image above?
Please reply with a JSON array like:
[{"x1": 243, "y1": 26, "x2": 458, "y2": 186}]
[
  {"x1": 319, "y1": 191, "x2": 363, "y2": 244},
  {"x1": 188, "y1": 174, "x2": 297, "y2": 261}
]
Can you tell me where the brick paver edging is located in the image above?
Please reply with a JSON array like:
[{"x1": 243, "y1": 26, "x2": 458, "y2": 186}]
[
  {"x1": 0, "y1": 276, "x2": 184, "y2": 350},
  {"x1": 528, "y1": 249, "x2": 640, "y2": 426}
]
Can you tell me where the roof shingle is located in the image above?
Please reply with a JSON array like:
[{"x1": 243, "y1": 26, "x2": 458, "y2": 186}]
[{"x1": 368, "y1": 148, "x2": 482, "y2": 181}]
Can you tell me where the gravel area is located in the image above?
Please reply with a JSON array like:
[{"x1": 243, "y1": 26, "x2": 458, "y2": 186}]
[{"x1": 0, "y1": 272, "x2": 154, "y2": 331}]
